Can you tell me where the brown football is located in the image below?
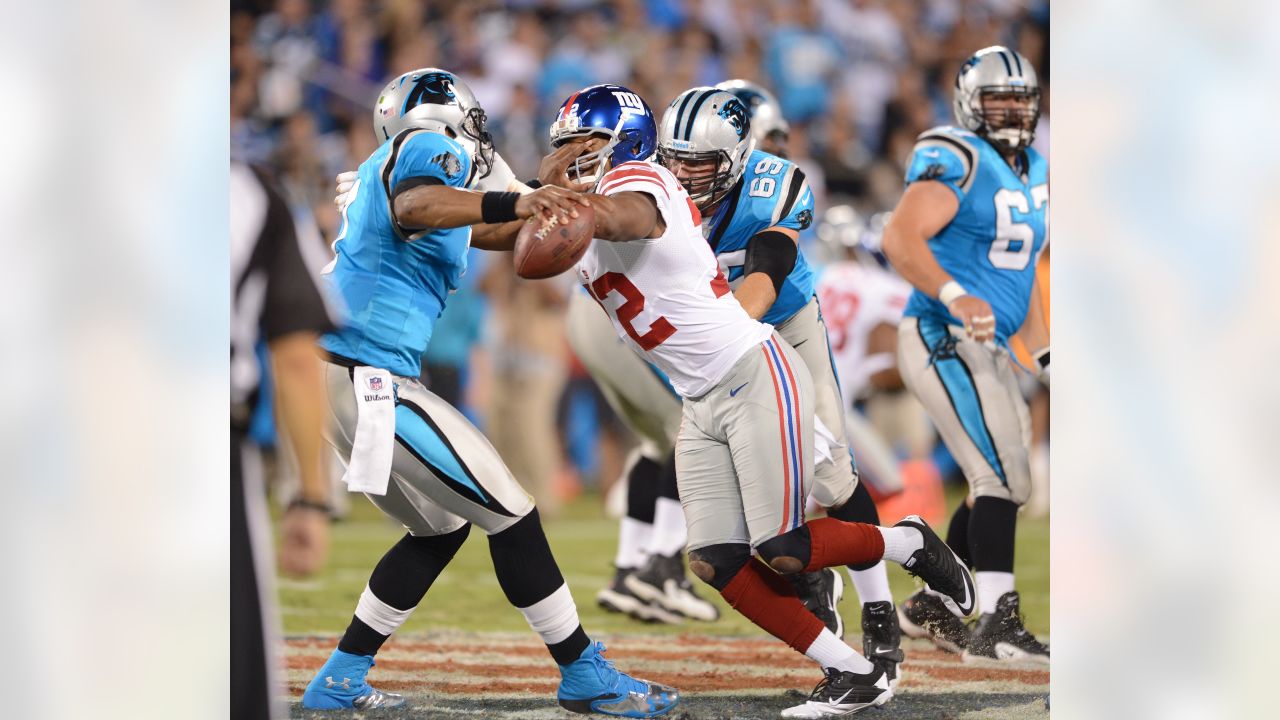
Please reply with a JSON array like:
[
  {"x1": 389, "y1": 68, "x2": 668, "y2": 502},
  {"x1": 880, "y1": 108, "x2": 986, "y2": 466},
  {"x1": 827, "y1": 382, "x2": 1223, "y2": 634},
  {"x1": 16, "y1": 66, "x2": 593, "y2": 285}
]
[{"x1": 513, "y1": 205, "x2": 596, "y2": 279}]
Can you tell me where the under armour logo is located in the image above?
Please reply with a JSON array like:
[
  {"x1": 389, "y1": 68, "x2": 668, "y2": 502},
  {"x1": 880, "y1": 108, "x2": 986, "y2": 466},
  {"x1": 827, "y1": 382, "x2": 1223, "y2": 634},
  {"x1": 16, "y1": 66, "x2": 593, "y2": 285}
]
[{"x1": 325, "y1": 676, "x2": 352, "y2": 690}]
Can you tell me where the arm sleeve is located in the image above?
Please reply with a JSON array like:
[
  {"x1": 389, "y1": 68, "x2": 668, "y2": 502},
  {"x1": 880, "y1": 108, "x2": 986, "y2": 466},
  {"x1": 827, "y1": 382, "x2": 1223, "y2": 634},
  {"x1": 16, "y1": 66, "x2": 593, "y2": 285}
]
[
  {"x1": 904, "y1": 130, "x2": 978, "y2": 203},
  {"x1": 253, "y1": 170, "x2": 336, "y2": 341},
  {"x1": 384, "y1": 130, "x2": 472, "y2": 201}
]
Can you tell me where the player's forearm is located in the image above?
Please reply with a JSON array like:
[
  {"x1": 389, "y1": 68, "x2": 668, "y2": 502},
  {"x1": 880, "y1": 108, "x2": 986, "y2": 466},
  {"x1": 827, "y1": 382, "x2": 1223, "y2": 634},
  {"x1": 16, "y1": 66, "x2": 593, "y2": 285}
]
[
  {"x1": 589, "y1": 192, "x2": 661, "y2": 242},
  {"x1": 883, "y1": 228, "x2": 956, "y2": 300},
  {"x1": 733, "y1": 273, "x2": 778, "y2": 320},
  {"x1": 270, "y1": 333, "x2": 329, "y2": 504},
  {"x1": 471, "y1": 220, "x2": 523, "y2": 251},
  {"x1": 393, "y1": 185, "x2": 485, "y2": 230}
]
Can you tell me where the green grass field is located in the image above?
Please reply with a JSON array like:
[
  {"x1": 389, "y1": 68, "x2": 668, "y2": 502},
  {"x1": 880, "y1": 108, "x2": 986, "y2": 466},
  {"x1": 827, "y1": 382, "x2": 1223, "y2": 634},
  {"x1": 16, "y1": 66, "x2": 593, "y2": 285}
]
[{"x1": 277, "y1": 485, "x2": 1048, "y2": 639}]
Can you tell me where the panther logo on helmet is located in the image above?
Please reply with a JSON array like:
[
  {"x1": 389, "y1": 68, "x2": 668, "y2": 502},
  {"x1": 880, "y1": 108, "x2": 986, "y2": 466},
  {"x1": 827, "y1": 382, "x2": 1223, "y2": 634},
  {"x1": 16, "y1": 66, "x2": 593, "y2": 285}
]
[{"x1": 717, "y1": 98, "x2": 750, "y2": 141}]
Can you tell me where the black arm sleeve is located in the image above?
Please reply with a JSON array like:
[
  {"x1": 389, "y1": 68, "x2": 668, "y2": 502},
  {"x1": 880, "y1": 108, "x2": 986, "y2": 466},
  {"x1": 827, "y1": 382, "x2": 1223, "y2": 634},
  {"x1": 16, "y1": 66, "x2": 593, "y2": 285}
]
[
  {"x1": 743, "y1": 229, "x2": 798, "y2": 295},
  {"x1": 253, "y1": 168, "x2": 336, "y2": 341}
]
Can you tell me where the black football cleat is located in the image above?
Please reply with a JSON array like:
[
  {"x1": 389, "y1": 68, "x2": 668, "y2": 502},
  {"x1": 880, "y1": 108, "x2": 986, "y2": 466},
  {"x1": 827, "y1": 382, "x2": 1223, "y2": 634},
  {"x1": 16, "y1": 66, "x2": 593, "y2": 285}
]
[
  {"x1": 893, "y1": 515, "x2": 976, "y2": 617},
  {"x1": 860, "y1": 601, "x2": 904, "y2": 688},
  {"x1": 780, "y1": 666, "x2": 892, "y2": 718},
  {"x1": 788, "y1": 568, "x2": 845, "y2": 639},
  {"x1": 898, "y1": 589, "x2": 971, "y2": 654},
  {"x1": 963, "y1": 591, "x2": 1049, "y2": 664}
]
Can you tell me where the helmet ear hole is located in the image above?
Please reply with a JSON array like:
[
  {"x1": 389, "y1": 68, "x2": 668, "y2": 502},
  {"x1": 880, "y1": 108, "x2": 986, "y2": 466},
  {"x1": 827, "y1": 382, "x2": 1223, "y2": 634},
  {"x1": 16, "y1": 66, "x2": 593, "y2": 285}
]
[{"x1": 444, "y1": 127, "x2": 457, "y2": 139}]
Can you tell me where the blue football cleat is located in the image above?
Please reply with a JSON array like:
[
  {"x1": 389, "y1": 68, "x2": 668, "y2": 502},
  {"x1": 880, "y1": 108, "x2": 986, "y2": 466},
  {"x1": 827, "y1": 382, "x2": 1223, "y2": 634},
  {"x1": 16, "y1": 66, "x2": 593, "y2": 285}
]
[
  {"x1": 301, "y1": 648, "x2": 406, "y2": 710},
  {"x1": 557, "y1": 641, "x2": 679, "y2": 717}
]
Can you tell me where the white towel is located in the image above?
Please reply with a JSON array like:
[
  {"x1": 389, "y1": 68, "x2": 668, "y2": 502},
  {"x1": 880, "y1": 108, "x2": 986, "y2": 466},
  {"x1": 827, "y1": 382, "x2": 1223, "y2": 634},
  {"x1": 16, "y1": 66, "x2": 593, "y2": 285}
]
[{"x1": 344, "y1": 366, "x2": 396, "y2": 496}]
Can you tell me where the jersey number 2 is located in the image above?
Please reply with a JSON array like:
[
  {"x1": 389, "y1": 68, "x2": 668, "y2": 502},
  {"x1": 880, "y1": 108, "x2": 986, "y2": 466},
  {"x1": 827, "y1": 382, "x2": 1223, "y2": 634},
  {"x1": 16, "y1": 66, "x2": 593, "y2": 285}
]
[
  {"x1": 589, "y1": 272, "x2": 676, "y2": 350},
  {"x1": 989, "y1": 184, "x2": 1048, "y2": 270}
]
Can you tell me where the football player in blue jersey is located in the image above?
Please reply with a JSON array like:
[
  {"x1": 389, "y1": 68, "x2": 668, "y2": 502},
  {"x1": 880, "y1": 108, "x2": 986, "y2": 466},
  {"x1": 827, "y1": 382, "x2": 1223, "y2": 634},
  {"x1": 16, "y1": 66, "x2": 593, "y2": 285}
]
[
  {"x1": 882, "y1": 46, "x2": 1050, "y2": 664},
  {"x1": 301, "y1": 68, "x2": 679, "y2": 717},
  {"x1": 651, "y1": 87, "x2": 907, "y2": 685}
]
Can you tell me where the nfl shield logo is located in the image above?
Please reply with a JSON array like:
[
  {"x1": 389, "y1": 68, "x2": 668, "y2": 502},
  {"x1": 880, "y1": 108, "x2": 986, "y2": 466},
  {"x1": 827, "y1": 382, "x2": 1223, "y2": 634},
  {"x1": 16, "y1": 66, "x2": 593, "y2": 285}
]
[{"x1": 368, "y1": 377, "x2": 383, "y2": 392}]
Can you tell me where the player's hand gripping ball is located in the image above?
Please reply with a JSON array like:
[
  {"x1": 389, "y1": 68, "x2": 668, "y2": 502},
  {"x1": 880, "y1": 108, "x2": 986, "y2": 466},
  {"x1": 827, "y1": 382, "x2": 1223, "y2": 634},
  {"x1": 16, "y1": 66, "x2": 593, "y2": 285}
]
[{"x1": 513, "y1": 203, "x2": 596, "y2": 279}]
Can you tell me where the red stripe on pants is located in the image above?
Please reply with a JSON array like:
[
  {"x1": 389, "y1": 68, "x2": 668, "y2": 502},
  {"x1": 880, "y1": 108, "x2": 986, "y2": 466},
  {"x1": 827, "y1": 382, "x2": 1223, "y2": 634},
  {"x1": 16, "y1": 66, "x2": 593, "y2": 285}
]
[{"x1": 760, "y1": 344, "x2": 792, "y2": 535}]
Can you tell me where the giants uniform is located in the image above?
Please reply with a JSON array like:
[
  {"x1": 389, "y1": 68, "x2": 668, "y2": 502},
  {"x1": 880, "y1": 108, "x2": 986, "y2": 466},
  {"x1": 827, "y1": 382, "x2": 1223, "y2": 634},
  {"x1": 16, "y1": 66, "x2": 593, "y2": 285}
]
[
  {"x1": 578, "y1": 161, "x2": 815, "y2": 550},
  {"x1": 896, "y1": 126, "x2": 1048, "y2": 504},
  {"x1": 706, "y1": 150, "x2": 859, "y2": 509},
  {"x1": 320, "y1": 128, "x2": 535, "y2": 536}
]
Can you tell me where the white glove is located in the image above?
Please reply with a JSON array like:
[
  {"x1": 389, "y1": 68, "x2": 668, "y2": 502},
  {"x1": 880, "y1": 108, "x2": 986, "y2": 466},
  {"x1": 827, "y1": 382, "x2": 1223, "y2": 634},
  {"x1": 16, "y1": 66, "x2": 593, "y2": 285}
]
[
  {"x1": 1032, "y1": 347, "x2": 1050, "y2": 388},
  {"x1": 474, "y1": 149, "x2": 523, "y2": 193},
  {"x1": 334, "y1": 170, "x2": 358, "y2": 208}
]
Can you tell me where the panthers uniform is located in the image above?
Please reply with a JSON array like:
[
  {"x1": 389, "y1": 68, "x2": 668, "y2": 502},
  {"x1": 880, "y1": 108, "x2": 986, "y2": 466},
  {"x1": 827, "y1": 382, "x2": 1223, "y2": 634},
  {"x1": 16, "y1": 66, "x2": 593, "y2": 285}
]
[
  {"x1": 704, "y1": 150, "x2": 858, "y2": 508},
  {"x1": 897, "y1": 126, "x2": 1048, "y2": 504},
  {"x1": 321, "y1": 128, "x2": 535, "y2": 536}
]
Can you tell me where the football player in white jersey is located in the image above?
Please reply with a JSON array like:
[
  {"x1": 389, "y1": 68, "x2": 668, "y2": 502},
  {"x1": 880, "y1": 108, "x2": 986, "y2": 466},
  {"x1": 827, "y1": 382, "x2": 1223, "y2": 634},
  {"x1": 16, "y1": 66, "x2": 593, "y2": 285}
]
[
  {"x1": 547, "y1": 83, "x2": 977, "y2": 718},
  {"x1": 541, "y1": 86, "x2": 721, "y2": 626},
  {"x1": 654, "y1": 86, "x2": 909, "y2": 686}
]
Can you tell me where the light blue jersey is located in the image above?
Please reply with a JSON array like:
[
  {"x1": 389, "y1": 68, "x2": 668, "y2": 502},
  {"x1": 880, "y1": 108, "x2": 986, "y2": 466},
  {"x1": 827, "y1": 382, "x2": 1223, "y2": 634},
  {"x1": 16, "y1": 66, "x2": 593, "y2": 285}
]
[
  {"x1": 705, "y1": 149, "x2": 816, "y2": 326},
  {"x1": 901, "y1": 126, "x2": 1048, "y2": 344},
  {"x1": 321, "y1": 129, "x2": 474, "y2": 377}
]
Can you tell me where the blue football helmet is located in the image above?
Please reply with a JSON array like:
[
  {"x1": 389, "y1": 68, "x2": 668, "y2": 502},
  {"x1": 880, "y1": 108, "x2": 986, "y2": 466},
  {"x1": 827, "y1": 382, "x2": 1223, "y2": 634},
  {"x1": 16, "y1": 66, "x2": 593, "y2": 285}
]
[{"x1": 549, "y1": 84, "x2": 658, "y2": 186}]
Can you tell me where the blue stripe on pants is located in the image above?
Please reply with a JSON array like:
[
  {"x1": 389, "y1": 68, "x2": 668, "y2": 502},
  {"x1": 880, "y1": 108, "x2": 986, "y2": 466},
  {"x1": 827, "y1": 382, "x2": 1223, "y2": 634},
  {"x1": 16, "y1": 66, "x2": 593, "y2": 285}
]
[
  {"x1": 394, "y1": 404, "x2": 490, "y2": 502},
  {"x1": 918, "y1": 320, "x2": 1008, "y2": 486}
]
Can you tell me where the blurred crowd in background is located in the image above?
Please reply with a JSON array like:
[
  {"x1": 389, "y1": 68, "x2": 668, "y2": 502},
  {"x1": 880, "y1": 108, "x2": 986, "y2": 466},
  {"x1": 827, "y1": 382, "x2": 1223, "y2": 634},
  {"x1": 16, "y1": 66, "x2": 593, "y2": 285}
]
[{"x1": 229, "y1": 0, "x2": 1050, "y2": 516}]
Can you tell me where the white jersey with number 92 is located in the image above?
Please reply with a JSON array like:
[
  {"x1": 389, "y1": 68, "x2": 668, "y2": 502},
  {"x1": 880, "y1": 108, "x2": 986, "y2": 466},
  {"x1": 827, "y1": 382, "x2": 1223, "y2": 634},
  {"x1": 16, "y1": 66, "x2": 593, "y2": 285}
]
[{"x1": 576, "y1": 161, "x2": 772, "y2": 398}]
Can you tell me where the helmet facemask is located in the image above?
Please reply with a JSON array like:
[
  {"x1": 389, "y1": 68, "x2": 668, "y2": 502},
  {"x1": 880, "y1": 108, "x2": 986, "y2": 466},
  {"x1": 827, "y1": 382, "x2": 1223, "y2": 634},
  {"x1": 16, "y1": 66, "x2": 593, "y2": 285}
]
[
  {"x1": 973, "y1": 87, "x2": 1040, "y2": 153},
  {"x1": 657, "y1": 146, "x2": 736, "y2": 210},
  {"x1": 550, "y1": 114, "x2": 638, "y2": 188},
  {"x1": 457, "y1": 106, "x2": 495, "y2": 180}
]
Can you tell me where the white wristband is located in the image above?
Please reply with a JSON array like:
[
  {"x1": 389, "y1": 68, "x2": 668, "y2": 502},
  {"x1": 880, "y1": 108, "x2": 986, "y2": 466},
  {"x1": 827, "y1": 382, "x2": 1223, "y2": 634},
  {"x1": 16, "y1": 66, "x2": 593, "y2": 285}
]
[{"x1": 938, "y1": 280, "x2": 968, "y2": 307}]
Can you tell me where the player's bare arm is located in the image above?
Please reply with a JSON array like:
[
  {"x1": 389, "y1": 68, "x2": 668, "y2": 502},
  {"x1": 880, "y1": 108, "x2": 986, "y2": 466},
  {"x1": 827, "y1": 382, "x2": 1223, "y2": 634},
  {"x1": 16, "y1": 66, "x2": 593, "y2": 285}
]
[
  {"x1": 866, "y1": 322, "x2": 905, "y2": 391},
  {"x1": 734, "y1": 225, "x2": 799, "y2": 320},
  {"x1": 270, "y1": 330, "x2": 331, "y2": 578},
  {"x1": 587, "y1": 190, "x2": 666, "y2": 242},
  {"x1": 392, "y1": 184, "x2": 589, "y2": 231},
  {"x1": 883, "y1": 181, "x2": 997, "y2": 343}
]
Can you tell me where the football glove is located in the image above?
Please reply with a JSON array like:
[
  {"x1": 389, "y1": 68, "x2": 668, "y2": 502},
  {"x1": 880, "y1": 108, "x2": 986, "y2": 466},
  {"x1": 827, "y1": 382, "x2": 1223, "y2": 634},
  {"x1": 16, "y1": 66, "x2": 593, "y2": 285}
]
[{"x1": 334, "y1": 170, "x2": 358, "y2": 208}]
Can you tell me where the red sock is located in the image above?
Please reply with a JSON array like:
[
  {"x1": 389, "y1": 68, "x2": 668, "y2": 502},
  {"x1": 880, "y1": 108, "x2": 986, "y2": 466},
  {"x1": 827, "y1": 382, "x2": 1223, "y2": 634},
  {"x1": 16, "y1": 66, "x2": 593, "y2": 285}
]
[
  {"x1": 721, "y1": 558, "x2": 824, "y2": 654},
  {"x1": 803, "y1": 517, "x2": 885, "y2": 572}
]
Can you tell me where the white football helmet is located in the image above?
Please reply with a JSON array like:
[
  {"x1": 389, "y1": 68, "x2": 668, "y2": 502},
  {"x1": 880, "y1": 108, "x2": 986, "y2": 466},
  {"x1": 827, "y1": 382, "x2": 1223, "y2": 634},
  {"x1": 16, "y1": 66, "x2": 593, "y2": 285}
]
[
  {"x1": 953, "y1": 46, "x2": 1041, "y2": 153},
  {"x1": 372, "y1": 68, "x2": 495, "y2": 181},
  {"x1": 657, "y1": 87, "x2": 755, "y2": 209}
]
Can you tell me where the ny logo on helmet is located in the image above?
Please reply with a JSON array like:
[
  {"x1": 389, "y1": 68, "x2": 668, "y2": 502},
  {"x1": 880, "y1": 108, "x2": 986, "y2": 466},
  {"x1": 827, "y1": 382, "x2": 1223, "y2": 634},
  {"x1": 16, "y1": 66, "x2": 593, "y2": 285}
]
[
  {"x1": 611, "y1": 91, "x2": 647, "y2": 119},
  {"x1": 717, "y1": 98, "x2": 749, "y2": 141}
]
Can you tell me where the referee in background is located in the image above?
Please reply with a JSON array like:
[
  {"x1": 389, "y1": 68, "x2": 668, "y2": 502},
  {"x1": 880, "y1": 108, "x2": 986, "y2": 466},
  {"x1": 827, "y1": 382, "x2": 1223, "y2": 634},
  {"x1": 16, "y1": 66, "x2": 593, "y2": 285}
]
[{"x1": 232, "y1": 161, "x2": 336, "y2": 719}]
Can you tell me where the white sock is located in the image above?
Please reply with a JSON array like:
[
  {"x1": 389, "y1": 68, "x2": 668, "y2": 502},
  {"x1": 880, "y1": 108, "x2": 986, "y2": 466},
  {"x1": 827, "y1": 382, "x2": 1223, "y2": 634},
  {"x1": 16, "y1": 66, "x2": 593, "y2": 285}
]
[
  {"x1": 354, "y1": 585, "x2": 415, "y2": 637},
  {"x1": 847, "y1": 561, "x2": 893, "y2": 605},
  {"x1": 975, "y1": 571, "x2": 1015, "y2": 615},
  {"x1": 877, "y1": 526, "x2": 923, "y2": 565},
  {"x1": 518, "y1": 584, "x2": 581, "y2": 645},
  {"x1": 615, "y1": 517, "x2": 653, "y2": 569},
  {"x1": 804, "y1": 628, "x2": 875, "y2": 674},
  {"x1": 645, "y1": 497, "x2": 688, "y2": 556}
]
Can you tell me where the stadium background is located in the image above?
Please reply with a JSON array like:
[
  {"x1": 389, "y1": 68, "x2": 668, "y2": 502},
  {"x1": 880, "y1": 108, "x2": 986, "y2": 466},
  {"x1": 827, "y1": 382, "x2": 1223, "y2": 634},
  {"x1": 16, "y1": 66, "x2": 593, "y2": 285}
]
[{"x1": 230, "y1": 0, "x2": 1050, "y2": 716}]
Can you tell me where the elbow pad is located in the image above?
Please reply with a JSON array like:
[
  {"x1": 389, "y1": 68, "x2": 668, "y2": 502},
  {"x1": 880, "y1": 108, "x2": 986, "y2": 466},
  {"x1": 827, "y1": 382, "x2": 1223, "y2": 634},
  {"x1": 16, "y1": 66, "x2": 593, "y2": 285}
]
[{"x1": 743, "y1": 230, "x2": 798, "y2": 294}]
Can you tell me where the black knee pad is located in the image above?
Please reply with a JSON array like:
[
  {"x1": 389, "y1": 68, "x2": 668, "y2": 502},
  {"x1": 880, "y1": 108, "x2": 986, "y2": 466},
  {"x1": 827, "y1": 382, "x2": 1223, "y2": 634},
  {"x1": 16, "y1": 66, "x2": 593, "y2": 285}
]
[
  {"x1": 755, "y1": 526, "x2": 812, "y2": 575},
  {"x1": 687, "y1": 543, "x2": 751, "y2": 591}
]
